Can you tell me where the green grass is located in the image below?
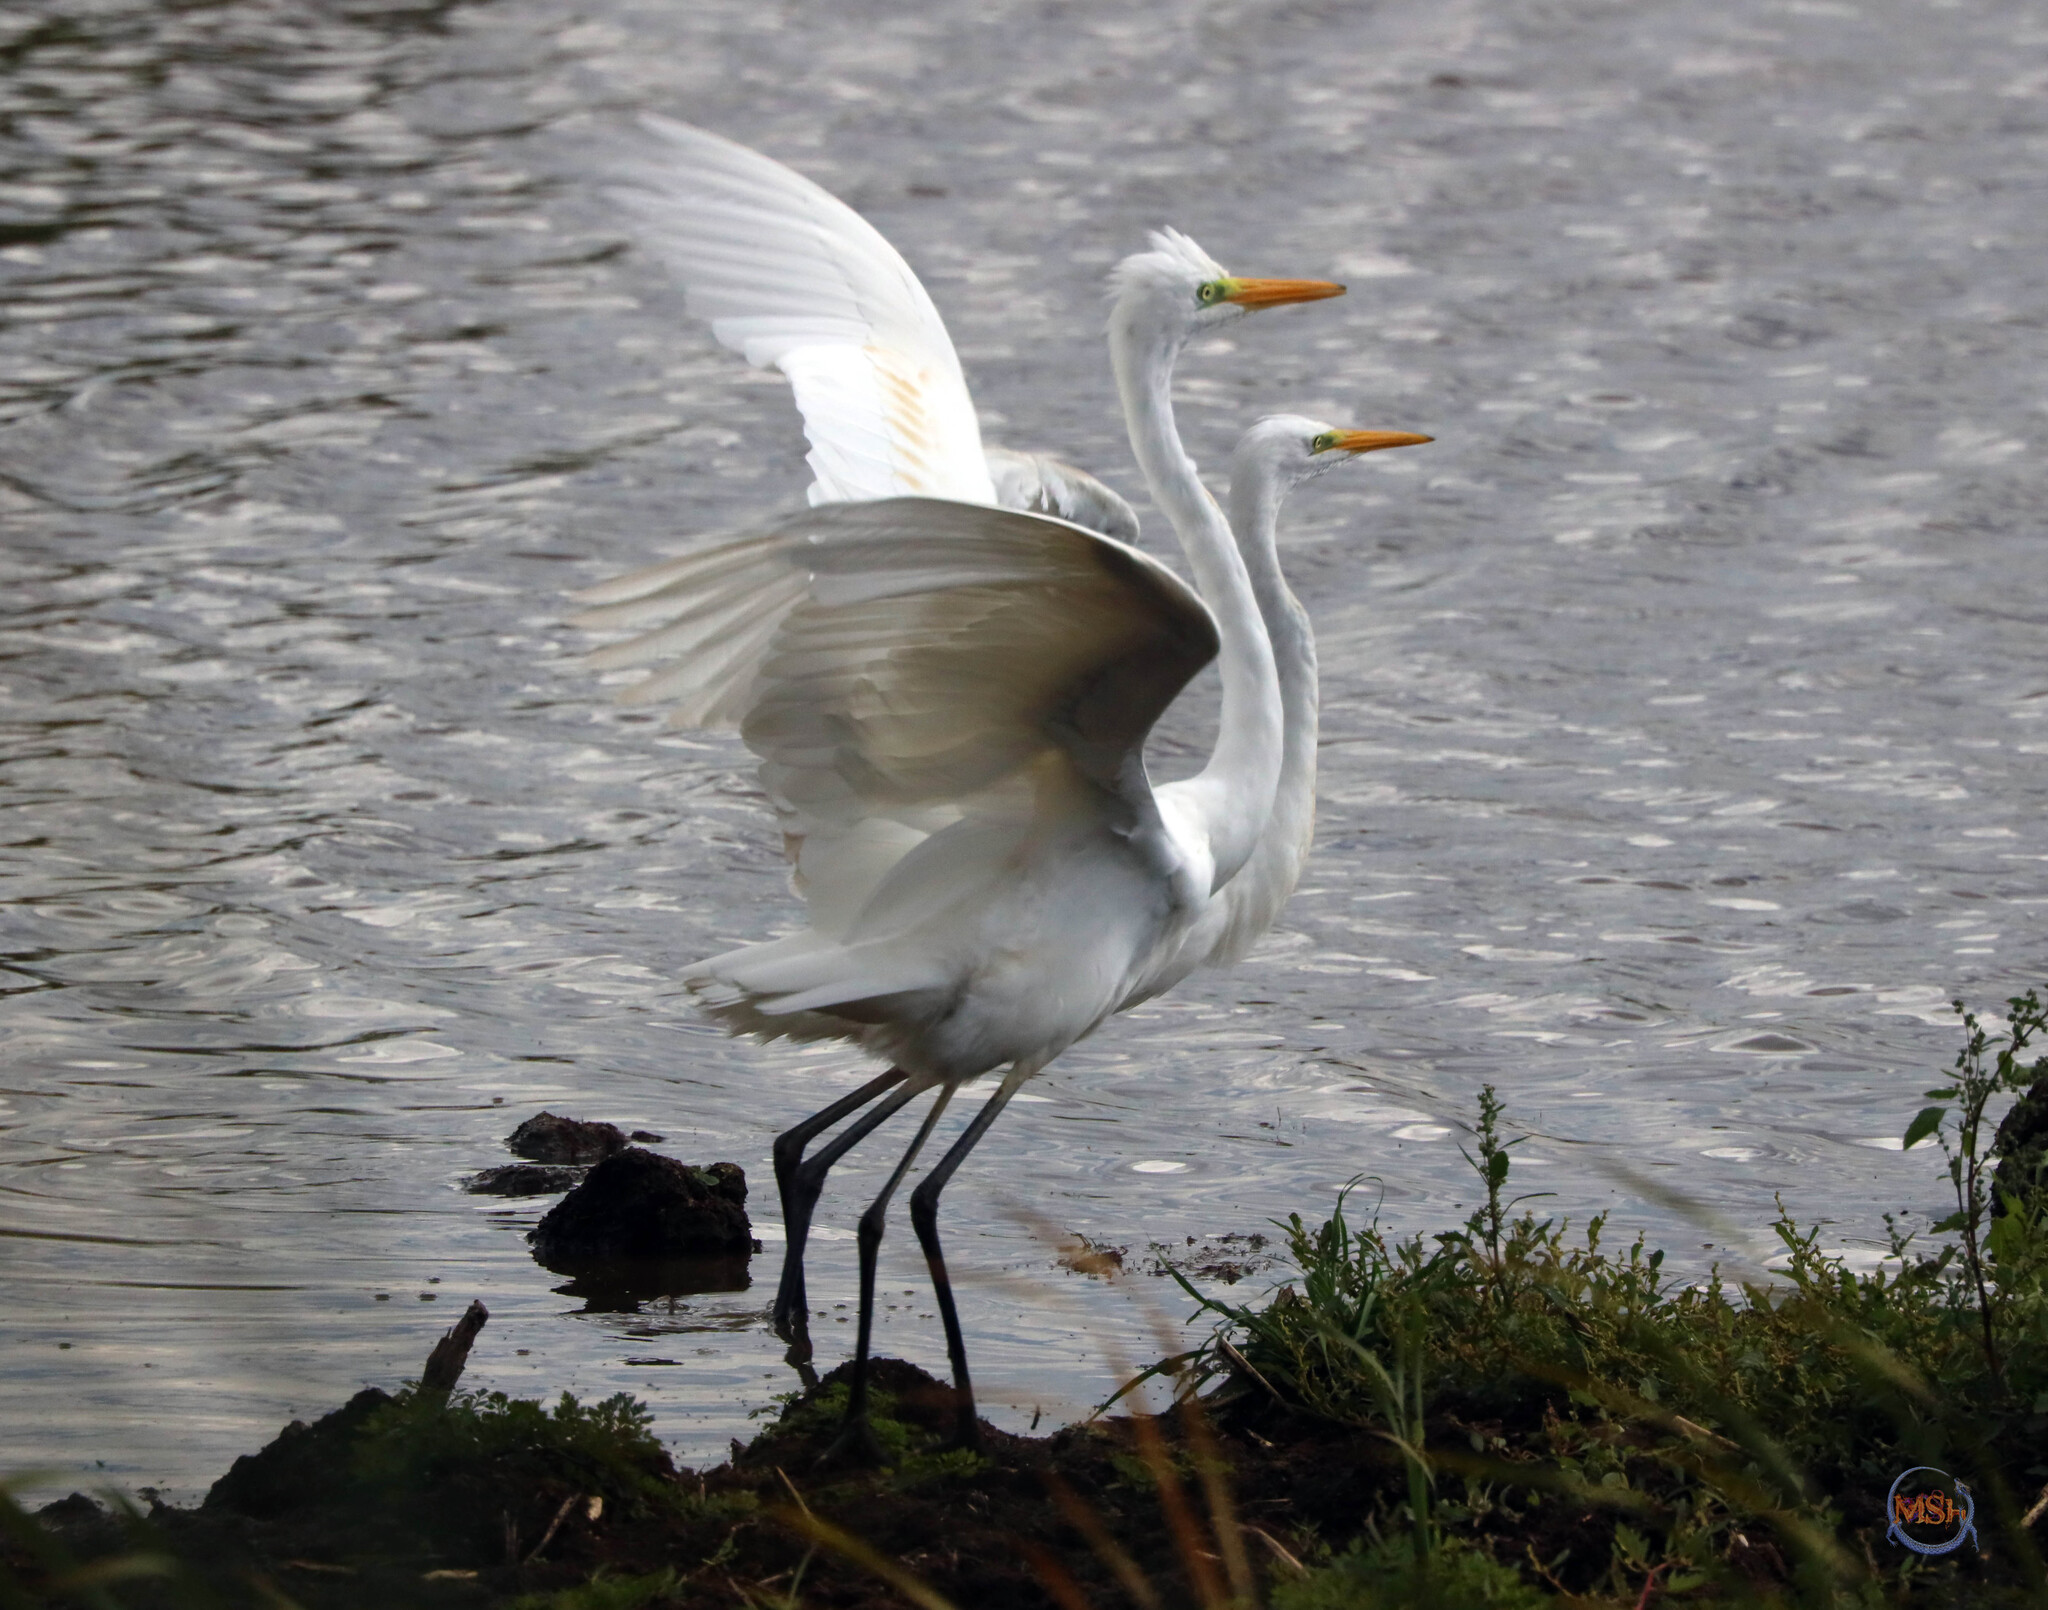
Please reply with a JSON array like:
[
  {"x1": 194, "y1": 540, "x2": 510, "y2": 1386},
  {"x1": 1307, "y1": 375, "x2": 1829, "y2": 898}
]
[
  {"x1": 743, "y1": 1379, "x2": 988, "y2": 1493},
  {"x1": 353, "y1": 1386, "x2": 677, "y2": 1517},
  {"x1": 1, "y1": 1386, "x2": 685, "y2": 1606},
  {"x1": 1164, "y1": 991, "x2": 2048, "y2": 1605},
  {"x1": 1270, "y1": 1532, "x2": 1548, "y2": 1610}
]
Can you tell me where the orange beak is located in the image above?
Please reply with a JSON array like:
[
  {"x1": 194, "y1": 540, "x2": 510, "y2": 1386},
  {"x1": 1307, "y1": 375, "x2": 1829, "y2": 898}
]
[
  {"x1": 1221, "y1": 277, "x2": 1348, "y2": 309},
  {"x1": 1328, "y1": 429, "x2": 1434, "y2": 454}
]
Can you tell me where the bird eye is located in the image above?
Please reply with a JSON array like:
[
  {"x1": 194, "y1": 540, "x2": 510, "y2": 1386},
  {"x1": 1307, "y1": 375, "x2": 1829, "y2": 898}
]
[
  {"x1": 1310, "y1": 431, "x2": 1338, "y2": 453},
  {"x1": 1196, "y1": 280, "x2": 1228, "y2": 306}
]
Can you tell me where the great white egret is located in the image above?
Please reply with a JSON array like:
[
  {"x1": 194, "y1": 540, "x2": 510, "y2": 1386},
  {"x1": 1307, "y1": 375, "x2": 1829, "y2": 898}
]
[
  {"x1": 611, "y1": 114, "x2": 1141, "y2": 541},
  {"x1": 576, "y1": 219, "x2": 1429, "y2": 1446},
  {"x1": 1124, "y1": 414, "x2": 1413, "y2": 1004}
]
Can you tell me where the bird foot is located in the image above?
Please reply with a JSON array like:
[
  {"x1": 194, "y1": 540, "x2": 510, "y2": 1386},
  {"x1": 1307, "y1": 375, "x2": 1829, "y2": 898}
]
[
  {"x1": 816, "y1": 1412, "x2": 889, "y2": 1470},
  {"x1": 773, "y1": 1307, "x2": 813, "y2": 1362},
  {"x1": 944, "y1": 1411, "x2": 982, "y2": 1455}
]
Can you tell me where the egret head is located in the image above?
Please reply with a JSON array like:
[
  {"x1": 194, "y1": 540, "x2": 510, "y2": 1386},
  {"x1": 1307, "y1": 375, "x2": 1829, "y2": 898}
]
[
  {"x1": 1232, "y1": 413, "x2": 1434, "y2": 494},
  {"x1": 1109, "y1": 228, "x2": 1346, "y2": 347}
]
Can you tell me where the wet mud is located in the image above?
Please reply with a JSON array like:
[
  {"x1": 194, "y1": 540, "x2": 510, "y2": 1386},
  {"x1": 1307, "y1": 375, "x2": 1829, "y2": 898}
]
[{"x1": 9, "y1": 1358, "x2": 1457, "y2": 1610}]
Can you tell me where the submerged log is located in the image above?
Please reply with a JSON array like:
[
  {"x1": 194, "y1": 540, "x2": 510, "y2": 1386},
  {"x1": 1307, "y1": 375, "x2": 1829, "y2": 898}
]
[{"x1": 420, "y1": 1299, "x2": 489, "y2": 1399}]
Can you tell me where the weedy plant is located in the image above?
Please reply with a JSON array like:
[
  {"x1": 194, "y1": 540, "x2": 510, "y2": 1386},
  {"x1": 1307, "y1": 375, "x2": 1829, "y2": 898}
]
[
  {"x1": 352, "y1": 1385, "x2": 677, "y2": 1518},
  {"x1": 1898, "y1": 990, "x2": 2048, "y2": 1387},
  {"x1": 1161, "y1": 993, "x2": 2048, "y2": 1607}
]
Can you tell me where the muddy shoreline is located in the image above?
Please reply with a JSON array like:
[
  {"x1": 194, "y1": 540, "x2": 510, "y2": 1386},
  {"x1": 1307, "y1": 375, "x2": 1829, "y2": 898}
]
[{"x1": 11, "y1": 1343, "x2": 1406, "y2": 1610}]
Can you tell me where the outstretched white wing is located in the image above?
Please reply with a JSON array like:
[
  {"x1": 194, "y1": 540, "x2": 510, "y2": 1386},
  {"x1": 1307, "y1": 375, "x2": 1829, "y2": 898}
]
[
  {"x1": 739, "y1": 500, "x2": 1214, "y2": 809},
  {"x1": 574, "y1": 528, "x2": 810, "y2": 729},
  {"x1": 613, "y1": 115, "x2": 996, "y2": 508},
  {"x1": 576, "y1": 499, "x2": 1216, "y2": 939}
]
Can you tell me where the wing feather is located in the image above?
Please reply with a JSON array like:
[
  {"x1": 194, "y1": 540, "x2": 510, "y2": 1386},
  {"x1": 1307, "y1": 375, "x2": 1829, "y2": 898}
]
[
  {"x1": 983, "y1": 448, "x2": 1141, "y2": 544},
  {"x1": 576, "y1": 501, "x2": 1217, "y2": 937},
  {"x1": 613, "y1": 115, "x2": 995, "y2": 506},
  {"x1": 735, "y1": 503, "x2": 1214, "y2": 807}
]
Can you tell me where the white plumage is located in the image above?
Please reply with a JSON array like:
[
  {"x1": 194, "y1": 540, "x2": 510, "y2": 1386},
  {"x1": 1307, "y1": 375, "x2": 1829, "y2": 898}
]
[
  {"x1": 983, "y1": 445, "x2": 1140, "y2": 543},
  {"x1": 614, "y1": 114, "x2": 991, "y2": 507},
  {"x1": 612, "y1": 114, "x2": 1135, "y2": 538},
  {"x1": 588, "y1": 497, "x2": 1217, "y2": 1077},
  {"x1": 1127, "y1": 416, "x2": 1431, "y2": 1004}
]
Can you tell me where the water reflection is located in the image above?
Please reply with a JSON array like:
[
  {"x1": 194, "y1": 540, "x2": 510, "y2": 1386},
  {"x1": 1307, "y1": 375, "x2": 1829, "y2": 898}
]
[{"x1": 543, "y1": 1257, "x2": 754, "y2": 1316}]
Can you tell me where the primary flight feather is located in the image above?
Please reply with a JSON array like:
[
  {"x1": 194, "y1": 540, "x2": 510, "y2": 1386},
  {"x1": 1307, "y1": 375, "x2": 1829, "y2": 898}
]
[{"x1": 612, "y1": 114, "x2": 1139, "y2": 538}]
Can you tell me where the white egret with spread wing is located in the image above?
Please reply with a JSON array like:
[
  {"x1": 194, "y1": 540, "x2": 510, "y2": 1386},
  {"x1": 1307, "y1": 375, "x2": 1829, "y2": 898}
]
[
  {"x1": 578, "y1": 437, "x2": 1422, "y2": 1451},
  {"x1": 577, "y1": 219, "x2": 1428, "y2": 1447},
  {"x1": 611, "y1": 114, "x2": 1141, "y2": 541}
]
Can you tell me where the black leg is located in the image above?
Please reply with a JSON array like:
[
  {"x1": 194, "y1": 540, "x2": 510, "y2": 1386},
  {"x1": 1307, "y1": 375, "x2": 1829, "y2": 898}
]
[
  {"x1": 832, "y1": 1084, "x2": 956, "y2": 1460},
  {"x1": 771, "y1": 1071, "x2": 917, "y2": 1357},
  {"x1": 771, "y1": 1067, "x2": 910, "y2": 1349},
  {"x1": 908, "y1": 1071, "x2": 1028, "y2": 1449},
  {"x1": 774, "y1": 1067, "x2": 908, "y2": 1226}
]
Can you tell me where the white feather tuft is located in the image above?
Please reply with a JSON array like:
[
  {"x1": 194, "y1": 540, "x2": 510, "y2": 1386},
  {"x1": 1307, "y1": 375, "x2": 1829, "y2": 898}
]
[{"x1": 1108, "y1": 227, "x2": 1227, "y2": 301}]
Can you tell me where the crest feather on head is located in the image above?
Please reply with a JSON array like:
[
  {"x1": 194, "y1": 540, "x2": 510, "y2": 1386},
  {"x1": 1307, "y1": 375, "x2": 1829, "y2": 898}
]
[{"x1": 1108, "y1": 226, "x2": 1226, "y2": 299}]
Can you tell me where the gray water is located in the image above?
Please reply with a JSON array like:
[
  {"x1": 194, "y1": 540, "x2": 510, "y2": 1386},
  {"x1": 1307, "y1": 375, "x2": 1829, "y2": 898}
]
[{"x1": 4, "y1": 0, "x2": 2046, "y2": 1499}]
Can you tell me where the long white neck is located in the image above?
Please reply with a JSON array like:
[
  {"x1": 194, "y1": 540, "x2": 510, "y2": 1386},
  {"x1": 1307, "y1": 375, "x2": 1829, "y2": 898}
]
[
  {"x1": 1224, "y1": 457, "x2": 1320, "y2": 934},
  {"x1": 1110, "y1": 307, "x2": 1282, "y2": 891},
  {"x1": 1113, "y1": 450, "x2": 1320, "y2": 1008}
]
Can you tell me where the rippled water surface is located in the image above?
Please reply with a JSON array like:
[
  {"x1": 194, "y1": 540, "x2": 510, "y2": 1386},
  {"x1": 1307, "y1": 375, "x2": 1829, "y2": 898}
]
[{"x1": 5, "y1": 0, "x2": 2048, "y2": 1497}]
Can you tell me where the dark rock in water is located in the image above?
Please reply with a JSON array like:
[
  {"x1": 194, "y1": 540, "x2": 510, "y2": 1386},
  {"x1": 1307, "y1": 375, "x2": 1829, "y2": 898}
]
[
  {"x1": 464, "y1": 1161, "x2": 586, "y2": 1196},
  {"x1": 629, "y1": 1129, "x2": 665, "y2": 1142},
  {"x1": 1992, "y1": 1077, "x2": 2048, "y2": 1216},
  {"x1": 506, "y1": 1111, "x2": 629, "y2": 1164},
  {"x1": 528, "y1": 1148, "x2": 752, "y2": 1266},
  {"x1": 203, "y1": 1387, "x2": 393, "y2": 1518}
]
